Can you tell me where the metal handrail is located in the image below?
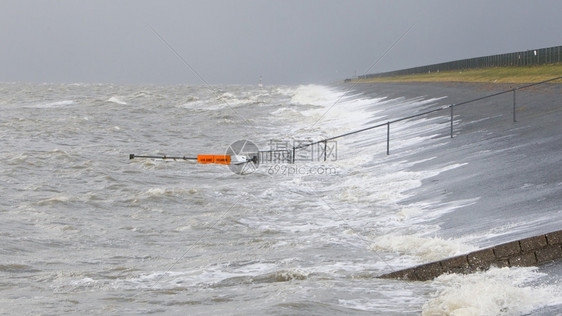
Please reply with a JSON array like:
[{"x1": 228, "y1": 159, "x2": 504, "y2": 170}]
[{"x1": 291, "y1": 76, "x2": 562, "y2": 162}]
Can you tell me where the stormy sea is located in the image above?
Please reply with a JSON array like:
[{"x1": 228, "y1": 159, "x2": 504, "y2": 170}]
[{"x1": 1, "y1": 81, "x2": 561, "y2": 315}]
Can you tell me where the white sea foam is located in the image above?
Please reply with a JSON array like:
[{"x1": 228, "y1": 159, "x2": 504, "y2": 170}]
[
  {"x1": 371, "y1": 234, "x2": 476, "y2": 263},
  {"x1": 26, "y1": 100, "x2": 75, "y2": 108},
  {"x1": 270, "y1": 107, "x2": 304, "y2": 119},
  {"x1": 107, "y1": 96, "x2": 127, "y2": 104},
  {"x1": 290, "y1": 84, "x2": 343, "y2": 106},
  {"x1": 422, "y1": 267, "x2": 562, "y2": 315},
  {"x1": 141, "y1": 187, "x2": 202, "y2": 200},
  {"x1": 334, "y1": 162, "x2": 468, "y2": 208}
]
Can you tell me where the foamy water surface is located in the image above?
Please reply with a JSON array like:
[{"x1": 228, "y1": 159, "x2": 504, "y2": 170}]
[{"x1": 1, "y1": 82, "x2": 560, "y2": 314}]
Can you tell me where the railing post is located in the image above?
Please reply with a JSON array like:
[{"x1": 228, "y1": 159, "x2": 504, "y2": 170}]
[
  {"x1": 323, "y1": 140, "x2": 327, "y2": 162},
  {"x1": 292, "y1": 147, "x2": 296, "y2": 164},
  {"x1": 386, "y1": 121, "x2": 390, "y2": 155},
  {"x1": 513, "y1": 89, "x2": 517, "y2": 122},
  {"x1": 450, "y1": 104, "x2": 454, "y2": 138}
]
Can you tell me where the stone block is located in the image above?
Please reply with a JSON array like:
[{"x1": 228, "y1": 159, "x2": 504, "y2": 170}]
[
  {"x1": 446, "y1": 266, "x2": 470, "y2": 275},
  {"x1": 491, "y1": 259, "x2": 510, "y2": 268},
  {"x1": 468, "y1": 248, "x2": 495, "y2": 268},
  {"x1": 546, "y1": 230, "x2": 562, "y2": 246},
  {"x1": 414, "y1": 262, "x2": 443, "y2": 281},
  {"x1": 535, "y1": 245, "x2": 562, "y2": 264},
  {"x1": 509, "y1": 252, "x2": 537, "y2": 267},
  {"x1": 520, "y1": 235, "x2": 548, "y2": 252},
  {"x1": 494, "y1": 241, "x2": 521, "y2": 258},
  {"x1": 441, "y1": 255, "x2": 469, "y2": 270},
  {"x1": 379, "y1": 268, "x2": 416, "y2": 280}
]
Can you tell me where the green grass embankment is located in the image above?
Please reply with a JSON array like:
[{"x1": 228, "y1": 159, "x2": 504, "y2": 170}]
[{"x1": 351, "y1": 64, "x2": 562, "y2": 84}]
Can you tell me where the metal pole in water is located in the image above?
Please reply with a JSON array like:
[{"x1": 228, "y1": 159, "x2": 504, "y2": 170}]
[
  {"x1": 386, "y1": 122, "x2": 390, "y2": 155},
  {"x1": 450, "y1": 104, "x2": 454, "y2": 138},
  {"x1": 323, "y1": 140, "x2": 327, "y2": 162}
]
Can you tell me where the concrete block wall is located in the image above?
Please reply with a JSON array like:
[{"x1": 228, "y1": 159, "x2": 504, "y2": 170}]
[{"x1": 379, "y1": 230, "x2": 562, "y2": 281}]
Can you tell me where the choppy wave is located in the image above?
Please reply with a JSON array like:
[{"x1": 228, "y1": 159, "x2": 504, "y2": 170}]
[
  {"x1": 2, "y1": 82, "x2": 561, "y2": 315},
  {"x1": 107, "y1": 96, "x2": 127, "y2": 105},
  {"x1": 423, "y1": 267, "x2": 562, "y2": 315},
  {"x1": 290, "y1": 84, "x2": 342, "y2": 106},
  {"x1": 372, "y1": 234, "x2": 476, "y2": 263},
  {"x1": 26, "y1": 100, "x2": 76, "y2": 108}
]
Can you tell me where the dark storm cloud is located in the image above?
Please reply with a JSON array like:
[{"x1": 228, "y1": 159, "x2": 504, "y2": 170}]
[{"x1": 0, "y1": 0, "x2": 560, "y2": 84}]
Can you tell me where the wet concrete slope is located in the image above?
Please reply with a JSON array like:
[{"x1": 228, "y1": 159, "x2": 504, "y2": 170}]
[
  {"x1": 351, "y1": 81, "x2": 562, "y2": 279},
  {"x1": 351, "y1": 81, "x2": 562, "y2": 248}
]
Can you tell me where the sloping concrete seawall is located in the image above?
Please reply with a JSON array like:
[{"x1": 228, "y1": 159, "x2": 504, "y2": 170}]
[{"x1": 379, "y1": 230, "x2": 562, "y2": 281}]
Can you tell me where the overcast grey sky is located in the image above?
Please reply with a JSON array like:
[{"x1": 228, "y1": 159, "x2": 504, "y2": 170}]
[{"x1": 1, "y1": 0, "x2": 560, "y2": 85}]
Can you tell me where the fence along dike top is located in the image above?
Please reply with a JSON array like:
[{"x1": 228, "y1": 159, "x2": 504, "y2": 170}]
[{"x1": 359, "y1": 45, "x2": 562, "y2": 79}]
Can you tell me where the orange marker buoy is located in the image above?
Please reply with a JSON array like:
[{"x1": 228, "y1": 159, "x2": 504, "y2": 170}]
[
  {"x1": 197, "y1": 155, "x2": 215, "y2": 164},
  {"x1": 197, "y1": 155, "x2": 231, "y2": 164},
  {"x1": 213, "y1": 155, "x2": 231, "y2": 165}
]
